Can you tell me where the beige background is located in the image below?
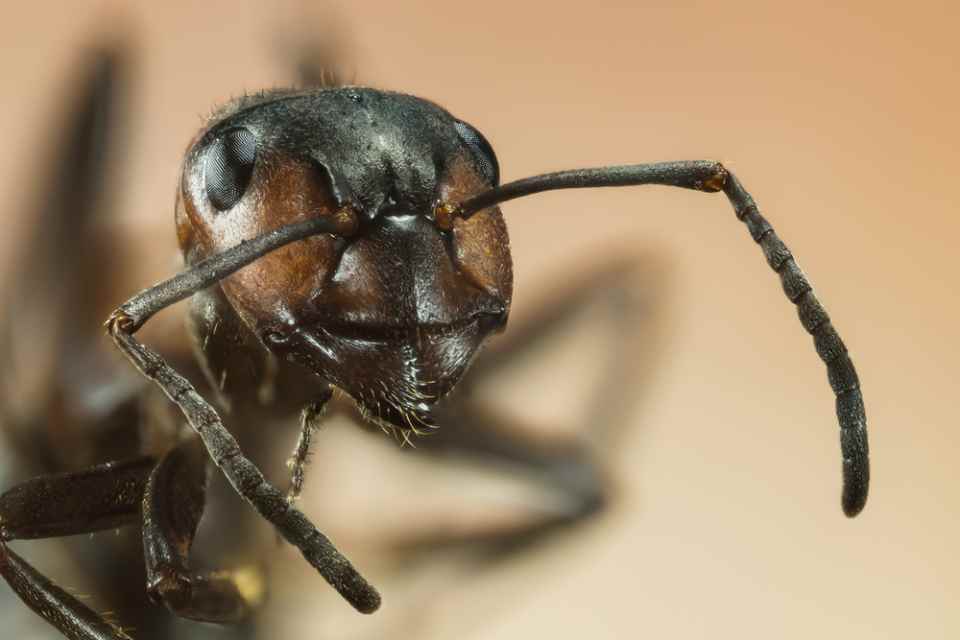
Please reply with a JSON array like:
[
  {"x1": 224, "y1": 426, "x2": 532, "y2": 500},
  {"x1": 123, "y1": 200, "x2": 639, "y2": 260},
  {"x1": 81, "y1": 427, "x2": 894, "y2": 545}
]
[{"x1": 0, "y1": 1, "x2": 957, "y2": 639}]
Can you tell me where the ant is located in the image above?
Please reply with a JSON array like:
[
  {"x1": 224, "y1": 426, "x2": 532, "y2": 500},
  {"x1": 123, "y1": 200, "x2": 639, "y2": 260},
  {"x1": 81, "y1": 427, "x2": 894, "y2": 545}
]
[{"x1": 0, "y1": 46, "x2": 869, "y2": 640}]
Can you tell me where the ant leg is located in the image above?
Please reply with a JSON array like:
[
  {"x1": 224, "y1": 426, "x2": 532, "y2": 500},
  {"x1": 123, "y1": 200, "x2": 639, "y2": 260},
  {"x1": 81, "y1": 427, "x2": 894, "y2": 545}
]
[
  {"x1": 0, "y1": 43, "x2": 130, "y2": 472},
  {"x1": 0, "y1": 457, "x2": 156, "y2": 640},
  {"x1": 420, "y1": 408, "x2": 607, "y2": 549},
  {"x1": 409, "y1": 258, "x2": 662, "y2": 549},
  {"x1": 0, "y1": 542, "x2": 133, "y2": 640},
  {"x1": 105, "y1": 211, "x2": 375, "y2": 613},
  {"x1": 395, "y1": 402, "x2": 610, "y2": 558},
  {"x1": 142, "y1": 437, "x2": 262, "y2": 623},
  {"x1": 108, "y1": 312, "x2": 379, "y2": 613},
  {"x1": 467, "y1": 255, "x2": 666, "y2": 447},
  {"x1": 0, "y1": 457, "x2": 154, "y2": 542},
  {"x1": 291, "y1": 32, "x2": 348, "y2": 88},
  {"x1": 275, "y1": 6, "x2": 350, "y2": 88},
  {"x1": 285, "y1": 390, "x2": 333, "y2": 505}
]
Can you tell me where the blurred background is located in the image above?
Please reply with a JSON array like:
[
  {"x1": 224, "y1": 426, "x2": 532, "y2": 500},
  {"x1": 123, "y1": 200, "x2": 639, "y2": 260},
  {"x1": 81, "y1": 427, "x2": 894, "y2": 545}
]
[{"x1": 0, "y1": 1, "x2": 957, "y2": 638}]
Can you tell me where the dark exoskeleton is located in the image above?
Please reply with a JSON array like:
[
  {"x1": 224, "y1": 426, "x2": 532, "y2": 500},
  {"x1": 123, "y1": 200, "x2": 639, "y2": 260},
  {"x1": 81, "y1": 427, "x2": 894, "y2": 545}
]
[{"x1": 0, "y1": 42, "x2": 869, "y2": 640}]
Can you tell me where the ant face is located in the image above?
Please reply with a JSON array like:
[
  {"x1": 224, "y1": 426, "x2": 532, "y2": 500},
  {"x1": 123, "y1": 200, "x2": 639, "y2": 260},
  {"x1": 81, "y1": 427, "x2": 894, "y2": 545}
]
[{"x1": 176, "y1": 88, "x2": 513, "y2": 430}]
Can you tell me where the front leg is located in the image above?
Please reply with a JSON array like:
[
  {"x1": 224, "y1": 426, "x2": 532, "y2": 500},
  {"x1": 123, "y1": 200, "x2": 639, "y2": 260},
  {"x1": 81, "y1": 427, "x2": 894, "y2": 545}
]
[
  {"x1": 109, "y1": 319, "x2": 379, "y2": 614},
  {"x1": 284, "y1": 389, "x2": 333, "y2": 505}
]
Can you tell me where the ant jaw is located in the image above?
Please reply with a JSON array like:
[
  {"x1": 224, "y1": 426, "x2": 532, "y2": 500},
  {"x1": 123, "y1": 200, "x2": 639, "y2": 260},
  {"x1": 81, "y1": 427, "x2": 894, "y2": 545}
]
[
  {"x1": 276, "y1": 316, "x2": 495, "y2": 435},
  {"x1": 357, "y1": 398, "x2": 438, "y2": 439}
]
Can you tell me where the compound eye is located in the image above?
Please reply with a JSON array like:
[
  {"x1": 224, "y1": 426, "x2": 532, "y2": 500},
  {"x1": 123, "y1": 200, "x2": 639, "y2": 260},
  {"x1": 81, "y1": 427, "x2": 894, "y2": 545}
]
[
  {"x1": 204, "y1": 128, "x2": 257, "y2": 211},
  {"x1": 454, "y1": 120, "x2": 499, "y2": 186}
]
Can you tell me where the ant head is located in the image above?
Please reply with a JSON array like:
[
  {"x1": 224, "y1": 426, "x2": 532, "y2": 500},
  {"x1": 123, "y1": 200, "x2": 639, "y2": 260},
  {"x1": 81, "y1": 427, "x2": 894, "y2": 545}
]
[{"x1": 175, "y1": 88, "x2": 512, "y2": 431}]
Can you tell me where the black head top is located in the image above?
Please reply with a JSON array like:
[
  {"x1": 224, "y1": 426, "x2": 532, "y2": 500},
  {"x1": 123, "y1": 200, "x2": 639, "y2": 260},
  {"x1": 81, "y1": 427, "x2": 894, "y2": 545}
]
[{"x1": 193, "y1": 87, "x2": 500, "y2": 219}]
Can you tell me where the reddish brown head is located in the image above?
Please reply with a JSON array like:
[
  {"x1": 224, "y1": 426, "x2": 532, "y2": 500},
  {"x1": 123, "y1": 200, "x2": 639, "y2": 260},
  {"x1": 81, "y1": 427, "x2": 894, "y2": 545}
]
[{"x1": 175, "y1": 88, "x2": 512, "y2": 430}]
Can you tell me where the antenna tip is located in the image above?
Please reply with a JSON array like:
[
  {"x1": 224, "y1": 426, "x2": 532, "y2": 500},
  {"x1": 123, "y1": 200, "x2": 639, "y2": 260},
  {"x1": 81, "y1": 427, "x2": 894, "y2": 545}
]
[{"x1": 842, "y1": 471, "x2": 869, "y2": 517}]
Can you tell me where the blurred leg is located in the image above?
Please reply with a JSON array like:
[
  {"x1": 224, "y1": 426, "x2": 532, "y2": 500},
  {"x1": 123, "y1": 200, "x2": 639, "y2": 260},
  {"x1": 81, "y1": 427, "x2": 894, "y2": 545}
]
[
  {"x1": 408, "y1": 257, "x2": 662, "y2": 550},
  {"x1": 0, "y1": 457, "x2": 155, "y2": 640},
  {"x1": 142, "y1": 437, "x2": 262, "y2": 623}
]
